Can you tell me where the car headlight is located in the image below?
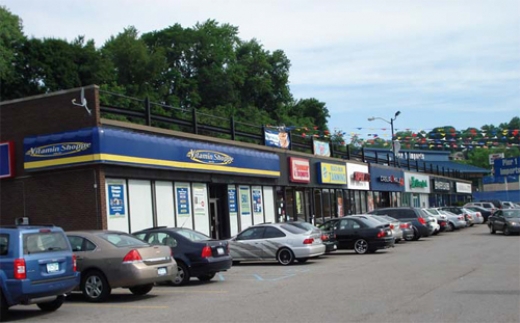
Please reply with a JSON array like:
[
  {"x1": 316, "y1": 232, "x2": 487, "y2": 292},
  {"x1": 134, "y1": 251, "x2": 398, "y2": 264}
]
[{"x1": 509, "y1": 221, "x2": 518, "y2": 226}]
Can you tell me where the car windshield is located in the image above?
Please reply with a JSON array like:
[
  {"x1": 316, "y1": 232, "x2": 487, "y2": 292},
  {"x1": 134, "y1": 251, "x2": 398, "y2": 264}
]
[
  {"x1": 367, "y1": 216, "x2": 388, "y2": 223},
  {"x1": 286, "y1": 222, "x2": 318, "y2": 232},
  {"x1": 355, "y1": 216, "x2": 384, "y2": 227},
  {"x1": 426, "y1": 208, "x2": 440, "y2": 215},
  {"x1": 99, "y1": 232, "x2": 149, "y2": 247},
  {"x1": 381, "y1": 215, "x2": 398, "y2": 222},
  {"x1": 503, "y1": 210, "x2": 520, "y2": 218},
  {"x1": 175, "y1": 229, "x2": 210, "y2": 241}
]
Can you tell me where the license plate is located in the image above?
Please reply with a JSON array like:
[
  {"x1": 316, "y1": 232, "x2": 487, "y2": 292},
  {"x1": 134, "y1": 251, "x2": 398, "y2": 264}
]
[
  {"x1": 47, "y1": 262, "x2": 59, "y2": 273},
  {"x1": 217, "y1": 247, "x2": 224, "y2": 255},
  {"x1": 157, "y1": 267, "x2": 167, "y2": 276}
]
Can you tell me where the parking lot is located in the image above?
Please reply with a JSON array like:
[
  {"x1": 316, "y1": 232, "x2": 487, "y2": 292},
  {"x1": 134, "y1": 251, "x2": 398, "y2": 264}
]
[{"x1": 4, "y1": 224, "x2": 519, "y2": 323}]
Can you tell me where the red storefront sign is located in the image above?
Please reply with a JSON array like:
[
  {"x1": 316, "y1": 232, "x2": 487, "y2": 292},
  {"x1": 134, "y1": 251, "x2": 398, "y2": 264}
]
[{"x1": 289, "y1": 157, "x2": 310, "y2": 183}]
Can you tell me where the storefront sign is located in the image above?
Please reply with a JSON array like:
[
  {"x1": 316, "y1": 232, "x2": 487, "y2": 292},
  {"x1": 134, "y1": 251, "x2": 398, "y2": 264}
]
[
  {"x1": 24, "y1": 127, "x2": 280, "y2": 177},
  {"x1": 410, "y1": 177, "x2": 428, "y2": 188},
  {"x1": 433, "y1": 180, "x2": 451, "y2": 191},
  {"x1": 404, "y1": 172, "x2": 430, "y2": 193},
  {"x1": 369, "y1": 164, "x2": 405, "y2": 192},
  {"x1": 346, "y1": 162, "x2": 370, "y2": 190},
  {"x1": 494, "y1": 157, "x2": 520, "y2": 177},
  {"x1": 456, "y1": 182, "x2": 472, "y2": 194},
  {"x1": 187, "y1": 150, "x2": 233, "y2": 165},
  {"x1": 108, "y1": 183, "x2": 126, "y2": 218},
  {"x1": 0, "y1": 141, "x2": 15, "y2": 179},
  {"x1": 289, "y1": 157, "x2": 310, "y2": 183},
  {"x1": 317, "y1": 162, "x2": 347, "y2": 185},
  {"x1": 313, "y1": 139, "x2": 331, "y2": 157}
]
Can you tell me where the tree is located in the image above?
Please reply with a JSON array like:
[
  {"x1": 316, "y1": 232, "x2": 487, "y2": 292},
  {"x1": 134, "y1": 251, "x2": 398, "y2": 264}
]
[{"x1": 0, "y1": 6, "x2": 26, "y2": 100}]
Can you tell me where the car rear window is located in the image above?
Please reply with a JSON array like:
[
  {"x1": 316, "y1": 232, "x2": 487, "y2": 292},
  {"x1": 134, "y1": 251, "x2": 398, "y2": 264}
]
[
  {"x1": 0, "y1": 234, "x2": 8, "y2": 256},
  {"x1": 175, "y1": 229, "x2": 210, "y2": 241},
  {"x1": 99, "y1": 233, "x2": 149, "y2": 247},
  {"x1": 23, "y1": 232, "x2": 70, "y2": 254},
  {"x1": 280, "y1": 224, "x2": 306, "y2": 234}
]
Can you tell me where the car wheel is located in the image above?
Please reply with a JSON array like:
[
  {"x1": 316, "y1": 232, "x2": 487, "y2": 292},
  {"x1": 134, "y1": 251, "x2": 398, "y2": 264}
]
[
  {"x1": 412, "y1": 228, "x2": 421, "y2": 241},
  {"x1": 504, "y1": 226, "x2": 511, "y2": 236},
  {"x1": 37, "y1": 295, "x2": 64, "y2": 312},
  {"x1": 170, "y1": 261, "x2": 190, "y2": 286},
  {"x1": 395, "y1": 238, "x2": 401, "y2": 244},
  {"x1": 489, "y1": 224, "x2": 496, "y2": 234},
  {"x1": 82, "y1": 270, "x2": 111, "y2": 303},
  {"x1": 354, "y1": 239, "x2": 368, "y2": 254},
  {"x1": 129, "y1": 284, "x2": 154, "y2": 296},
  {"x1": 276, "y1": 248, "x2": 294, "y2": 265},
  {"x1": 296, "y1": 258, "x2": 308, "y2": 263},
  {"x1": 197, "y1": 273, "x2": 216, "y2": 282}
]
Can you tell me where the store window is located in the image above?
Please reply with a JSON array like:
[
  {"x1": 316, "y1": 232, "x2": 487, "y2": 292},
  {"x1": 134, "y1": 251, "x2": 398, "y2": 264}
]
[
  {"x1": 313, "y1": 189, "x2": 323, "y2": 223},
  {"x1": 322, "y1": 189, "x2": 332, "y2": 219}
]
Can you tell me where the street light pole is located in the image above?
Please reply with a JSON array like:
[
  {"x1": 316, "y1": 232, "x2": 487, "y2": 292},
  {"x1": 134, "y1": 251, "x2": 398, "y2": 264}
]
[{"x1": 368, "y1": 111, "x2": 401, "y2": 164}]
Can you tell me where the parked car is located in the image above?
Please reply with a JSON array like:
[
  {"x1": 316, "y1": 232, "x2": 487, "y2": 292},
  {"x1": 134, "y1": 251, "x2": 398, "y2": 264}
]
[
  {"x1": 463, "y1": 202, "x2": 497, "y2": 214},
  {"x1": 132, "y1": 227, "x2": 232, "y2": 286},
  {"x1": 501, "y1": 201, "x2": 516, "y2": 209},
  {"x1": 439, "y1": 207, "x2": 474, "y2": 227},
  {"x1": 480, "y1": 200, "x2": 508, "y2": 210},
  {"x1": 286, "y1": 221, "x2": 338, "y2": 253},
  {"x1": 463, "y1": 208, "x2": 484, "y2": 224},
  {"x1": 439, "y1": 210, "x2": 467, "y2": 231},
  {"x1": 463, "y1": 206, "x2": 493, "y2": 223},
  {"x1": 363, "y1": 215, "x2": 403, "y2": 243},
  {"x1": 333, "y1": 215, "x2": 394, "y2": 254},
  {"x1": 66, "y1": 230, "x2": 177, "y2": 302},
  {"x1": 422, "y1": 208, "x2": 448, "y2": 232},
  {"x1": 0, "y1": 224, "x2": 80, "y2": 317},
  {"x1": 488, "y1": 209, "x2": 520, "y2": 235},
  {"x1": 316, "y1": 219, "x2": 341, "y2": 252},
  {"x1": 367, "y1": 207, "x2": 431, "y2": 240},
  {"x1": 228, "y1": 223, "x2": 325, "y2": 265}
]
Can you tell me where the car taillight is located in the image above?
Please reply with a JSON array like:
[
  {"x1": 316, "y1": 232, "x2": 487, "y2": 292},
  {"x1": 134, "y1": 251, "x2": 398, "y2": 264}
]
[
  {"x1": 377, "y1": 230, "x2": 385, "y2": 238},
  {"x1": 321, "y1": 234, "x2": 328, "y2": 241},
  {"x1": 303, "y1": 238, "x2": 314, "y2": 244},
  {"x1": 400, "y1": 223, "x2": 409, "y2": 229},
  {"x1": 122, "y1": 249, "x2": 143, "y2": 263},
  {"x1": 389, "y1": 224, "x2": 394, "y2": 230},
  {"x1": 72, "y1": 254, "x2": 77, "y2": 272},
  {"x1": 418, "y1": 217, "x2": 426, "y2": 225},
  {"x1": 14, "y1": 258, "x2": 26, "y2": 279},
  {"x1": 201, "y1": 246, "x2": 212, "y2": 258}
]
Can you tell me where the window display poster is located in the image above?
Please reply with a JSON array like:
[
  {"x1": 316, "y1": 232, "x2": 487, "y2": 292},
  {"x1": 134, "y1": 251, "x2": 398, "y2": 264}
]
[
  {"x1": 108, "y1": 183, "x2": 126, "y2": 218},
  {"x1": 175, "y1": 183, "x2": 191, "y2": 217},
  {"x1": 239, "y1": 186, "x2": 251, "y2": 216},
  {"x1": 228, "y1": 186, "x2": 238, "y2": 214},
  {"x1": 252, "y1": 187, "x2": 263, "y2": 213},
  {"x1": 192, "y1": 183, "x2": 207, "y2": 217}
]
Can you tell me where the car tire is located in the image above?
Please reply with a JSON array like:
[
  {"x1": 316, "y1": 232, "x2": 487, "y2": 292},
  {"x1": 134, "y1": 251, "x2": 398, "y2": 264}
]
[
  {"x1": 395, "y1": 238, "x2": 401, "y2": 244},
  {"x1": 489, "y1": 224, "x2": 496, "y2": 234},
  {"x1": 129, "y1": 284, "x2": 154, "y2": 296},
  {"x1": 296, "y1": 258, "x2": 308, "y2": 263},
  {"x1": 354, "y1": 239, "x2": 368, "y2": 254},
  {"x1": 0, "y1": 288, "x2": 9, "y2": 318},
  {"x1": 37, "y1": 295, "x2": 64, "y2": 312},
  {"x1": 412, "y1": 228, "x2": 421, "y2": 241},
  {"x1": 276, "y1": 248, "x2": 294, "y2": 265},
  {"x1": 197, "y1": 273, "x2": 216, "y2": 282},
  {"x1": 503, "y1": 226, "x2": 511, "y2": 236},
  {"x1": 170, "y1": 261, "x2": 190, "y2": 286},
  {"x1": 81, "y1": 270, "x2": 111, "y2": 303}
]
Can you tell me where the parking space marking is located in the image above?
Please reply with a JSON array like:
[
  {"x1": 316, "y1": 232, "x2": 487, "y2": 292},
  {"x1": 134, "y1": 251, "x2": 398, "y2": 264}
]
[
  {"x1": 151, "y1": 289, "x2": 228, "y2": 294},
  {"x1": 219, "y1": 268, "x2": 312, "y2": 281}
]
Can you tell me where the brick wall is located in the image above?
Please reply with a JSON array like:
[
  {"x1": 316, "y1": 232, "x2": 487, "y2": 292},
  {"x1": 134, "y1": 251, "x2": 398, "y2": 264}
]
[{"x1": 0, "y1": 168, "x2": 104, "y2": 230}]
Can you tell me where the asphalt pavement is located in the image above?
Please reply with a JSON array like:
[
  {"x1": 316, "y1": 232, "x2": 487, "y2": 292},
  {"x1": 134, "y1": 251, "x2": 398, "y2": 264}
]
[{"x1": 4, "y1": 224, "x2": 520, "y2": 323}]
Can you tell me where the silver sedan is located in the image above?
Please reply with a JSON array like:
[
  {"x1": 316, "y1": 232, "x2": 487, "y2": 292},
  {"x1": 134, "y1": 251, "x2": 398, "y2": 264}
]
[{"x1": 228, "y1": 223, "x2": 326, "y2": 265}]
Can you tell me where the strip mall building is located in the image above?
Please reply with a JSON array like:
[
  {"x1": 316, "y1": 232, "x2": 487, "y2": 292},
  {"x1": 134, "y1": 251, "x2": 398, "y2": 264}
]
[{"x1": 0, "y1": 86, "x2": 474, "y2": 238}]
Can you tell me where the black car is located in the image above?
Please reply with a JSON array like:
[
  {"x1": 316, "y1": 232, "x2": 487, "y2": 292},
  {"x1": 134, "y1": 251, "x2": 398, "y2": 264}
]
[
  {"x1": 367, "y1": 207, "x2": 431, "y2": 240},
  {"x1": 133, "y1": 227, "x2": 232, "y2": 286},
  {"x1": 488, "y1": 209, "x2": 520, "y2": 235},
  {"x1": 322, "y1": 216, "x2": 394, "y2": 254},
  {"x1": 286, "y1": 221, "x2": 338, "y2": 253}
]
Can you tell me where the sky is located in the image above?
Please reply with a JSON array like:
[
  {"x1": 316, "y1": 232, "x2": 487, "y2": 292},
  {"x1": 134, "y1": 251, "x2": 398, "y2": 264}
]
[{"x1": 2, "y1": 0, "x2": 520, "y2": 141}]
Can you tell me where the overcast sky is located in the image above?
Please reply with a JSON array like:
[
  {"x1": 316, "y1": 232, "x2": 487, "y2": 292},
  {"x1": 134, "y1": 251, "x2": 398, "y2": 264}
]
[{"x1": 2, "y1": 0, "x2": 519, "y2": 140}]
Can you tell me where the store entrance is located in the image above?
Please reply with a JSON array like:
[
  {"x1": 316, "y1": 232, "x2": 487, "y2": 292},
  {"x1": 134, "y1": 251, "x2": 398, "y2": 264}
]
[{"x1": 208, "y1": 184, "x2": 231, "y2": 239}]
